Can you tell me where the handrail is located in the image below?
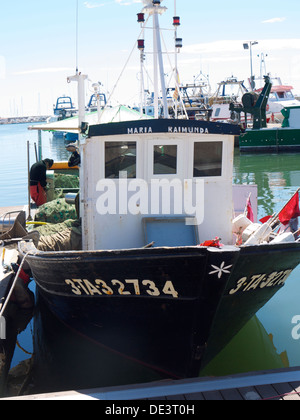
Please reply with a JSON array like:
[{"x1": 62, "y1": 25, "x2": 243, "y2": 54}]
[{"x1": 0, "y1": 211, "x2": 22, "y2": 233}]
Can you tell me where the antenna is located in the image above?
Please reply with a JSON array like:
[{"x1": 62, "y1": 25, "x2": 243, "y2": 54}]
[
  {"x1": 258, "y1": 52, "x2": 268, "y2": 79},
  {"x1": 76, "y1": 0, "x2": 79, "y2": 74}
]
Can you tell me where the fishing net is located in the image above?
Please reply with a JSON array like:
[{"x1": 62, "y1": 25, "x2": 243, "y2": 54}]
[
  {"x1": 34, "y1": 199, "x2": 77, "y2": 224},
  {"x1": 28, "y1": 170, "x2": 81, "y2": 250},
  {"x1": 36, "y1": 219, "x2": 82, "y2": 251},
  {"x1": 30, "y1": 171, "x2": 81, "y2": 250},
  {"x1": 54, "y1": 173, "x2": 79, "y2": 189},
  {"x1": 52, "y1": 173, "x2": 79, "y2": 201}
]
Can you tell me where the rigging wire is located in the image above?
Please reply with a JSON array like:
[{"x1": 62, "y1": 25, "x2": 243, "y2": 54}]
[{"x1": 102, "y1": 16, "x2": 151, "y2": 114}]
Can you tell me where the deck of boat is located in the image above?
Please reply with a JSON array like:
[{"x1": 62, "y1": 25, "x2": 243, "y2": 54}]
[{"x1": 3, "y1": 367, "x2": 300, "y2": 400}]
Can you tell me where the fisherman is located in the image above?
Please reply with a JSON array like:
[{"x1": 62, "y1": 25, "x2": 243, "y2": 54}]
[{"x1": 29, "y1": 158, "x2": 54, "y2": 207}]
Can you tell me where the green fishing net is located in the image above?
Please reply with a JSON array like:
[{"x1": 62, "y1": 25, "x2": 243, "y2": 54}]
[
  {"x1": 34, "y1": 199, "x2": 77, "y2": 224},
  {"x1": 30, "y1": 172, "x2": 81, "y2": 250}
]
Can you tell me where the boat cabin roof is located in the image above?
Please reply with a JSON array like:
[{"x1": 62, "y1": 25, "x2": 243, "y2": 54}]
[{"x1": 54, "y1": 96, "x2": 75, "y2": 110}]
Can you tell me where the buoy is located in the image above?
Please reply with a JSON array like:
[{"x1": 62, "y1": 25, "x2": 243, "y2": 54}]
[
  {"x1": 242, "y1": 223, "x2": 261, "y2": 243},
  {"x1": 232, "y1": 214, "x2": 252, "y2": 235},
  {"x1": 244, "y1": 223, "x2": 272, "y2": 246},
  {"x1": 271, "y1": 232, "x2": 295, "y2": 244}
]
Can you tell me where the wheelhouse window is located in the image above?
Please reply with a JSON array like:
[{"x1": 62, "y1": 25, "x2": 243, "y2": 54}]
[
  {"x1": 105, "y1": 142, "x2": 136, "y2": 178},
  {"x1": 153, "y1": 145, "x2": 177, "y2": 175},
  {"x1": 214, "y1": 108, "x2": 221, "y2": 117},
  {"x1": 286, "y1": 91, "x2": 294, "y2": 99},
  {"x1": 269, "y1": 93, "x2": 277, "y2": 101},
  {"x1": 193, "y1": 142, "x2": 223, "y2": 177}
]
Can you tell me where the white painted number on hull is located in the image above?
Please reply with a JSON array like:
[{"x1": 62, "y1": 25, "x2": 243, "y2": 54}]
[
  {"x1": 229, "y1": 270, "x2": 293, "y2": 295},
  {"x1": 65, "y1": 278, "x2": 179, "y2": 298}
]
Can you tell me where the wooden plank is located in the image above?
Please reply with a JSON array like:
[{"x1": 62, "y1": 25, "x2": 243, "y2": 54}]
[
  {"x1": 237, "y1": 386, "x2": 261, "y2": 400},
  {"x1": 288, "y1": 382, "x2": 300, "y2": 400},
  {"x1": 289, "y1": 381, "x2": 300, "y2": 394},
  {"x1": 255, "y1": 384, "x2": 281, "y2": 400},
  {"x1": 184, "y1": 392, "x2": 204, "y2": 401},
  {"x1": 4, "y1": 367, "x2": 300, "y2": 401},
  {"x1": 220, "y1": 388, "x2": 244, "y2": 401},
  {"x1": 202, "y1": 390, "x2": 224, "y2": 400},
  {"x1": 166, "y1": 394, "x2": 185, "y2": 400},
  {"x1": 273, "y1": 382, "x2": 300, "y2": 401}
]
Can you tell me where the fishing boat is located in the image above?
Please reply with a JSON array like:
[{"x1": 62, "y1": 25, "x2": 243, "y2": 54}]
[
  {"x1": 240, "y1": 104, "x2": 300, "y2": 153},
  {"x1": 52, "y1": 96, "x2": 77, "y2": 121},
  {"x1": 46, "y1": 95, "x2": 78, "y2": 141},
  {"x1": 18, "y1": 1, "x2": 300, "y2": 380},
  {"x1": 252, "y1": 75, "x2": 300, "y2": 123},
  {"x1": 167, "y1": 72, "x2": 212, "y2": 121},
  {"x1": 209, "y1": 76, "x2": 250, "y2": 125},
  {"x1": 238, "y1": 76, "x2": 300, "y2": 152},
  {"x1": 86, "y1": 86, "x2": 107, "y2": 113}
]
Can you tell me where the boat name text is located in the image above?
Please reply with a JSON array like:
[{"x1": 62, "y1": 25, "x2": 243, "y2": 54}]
[
  {"x1": 127, "y1": 126, "x2": 209, "y2": 135},
  {"x1": 229, "y1": 269, "x2": 292, "y2": 295},
  {"x1": 65, "y1": 278, "x2": 179, "y2": 298}
]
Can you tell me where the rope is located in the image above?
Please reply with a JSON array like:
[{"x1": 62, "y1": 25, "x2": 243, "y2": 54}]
[
  {"x1": 16, "y1": 339, "x2": 34, "y2": 356},
  {"x1": 261, "y1": 390, "x2": 300, "y2": 400}
]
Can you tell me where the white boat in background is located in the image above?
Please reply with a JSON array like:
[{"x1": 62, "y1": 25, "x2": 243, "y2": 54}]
[
  {"x1": 50, "y1": 96, "x2": 77, "y2": 122},
  {"x1": 209, "y1": 76, "x2": 251, "y2": 125},
  {"x1": 209, "y1": 74, "x2": 300, "y2": 127},
  {"x1": 47, "y1": 96, "x2": 78, "y2": 139},
  {"x1": 86, "y1": 82, "x2": 107, "y2": 113},
  {"x1": 253, "y1": 76, "x2": 300, "y2": 123},
  {"x1": 248, "y1": 67, "x2": 300, "y2": 123},
  {"x1": 135, "y1": 73, "x2": 212, "y2": 121}
]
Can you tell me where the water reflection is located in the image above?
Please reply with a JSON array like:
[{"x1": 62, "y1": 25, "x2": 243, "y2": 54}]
[
  {"x1": 234, "y1": 150, "x2": 300, "y2": 219},
  {"x1": 31, "y1": 293, "x2": 166, "y2": 395},
  {"x1": 0, "y1": 304, "x2": 34, "y2": 397},
  {"x1": 46, "y1": 133, "x2": 72, "y2": 162},
  {"x1": 234, "y1": 149, "x2": 300, "y2": 371}
]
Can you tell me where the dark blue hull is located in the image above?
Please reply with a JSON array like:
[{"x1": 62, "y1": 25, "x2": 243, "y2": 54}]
[{"x1": 23, "y1": 242, "x2": 300, "y2": 379}]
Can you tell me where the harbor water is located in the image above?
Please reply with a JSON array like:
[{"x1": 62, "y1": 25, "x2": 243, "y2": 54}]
[{"x1": 1, "y1": 123, "x2": 300, "y2": 395}]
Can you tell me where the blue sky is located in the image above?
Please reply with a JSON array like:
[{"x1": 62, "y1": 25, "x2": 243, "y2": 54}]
[{"x1": 0, "y1": 0, "x2": 300, "y2": 116}]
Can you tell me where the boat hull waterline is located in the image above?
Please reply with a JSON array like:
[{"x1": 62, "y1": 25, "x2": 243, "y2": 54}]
[
  {"x1": 21, "y1": 241, "x2": 300, "y2": 379},
  {"x1": 240, "y1": 128, "x2": 300, "y2": 153}
]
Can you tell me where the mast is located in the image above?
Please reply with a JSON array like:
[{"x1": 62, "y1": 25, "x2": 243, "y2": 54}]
[
  {"x1": 173, "y1": 0, "x2": 182, "y2": 118},
  {"x1": 142, "y1": 0, "x2": 168, "y2": 119},
  {"x1": 67, "y1": 0, "x2": 88, "y2": 136},
  {"x1": 174, "y1": 0, "x2": 178, "y2": 119},
  {"x1": 67, "y1": 73, "x2": 88, "y2": 133},
  {"x1": 137, "y1": 14, "x2": 146, "y2": 117}
]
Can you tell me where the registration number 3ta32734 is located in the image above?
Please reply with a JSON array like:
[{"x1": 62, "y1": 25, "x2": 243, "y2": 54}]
[{"x1": 65, "y1": 278, "x2": 179, "y2": 298}]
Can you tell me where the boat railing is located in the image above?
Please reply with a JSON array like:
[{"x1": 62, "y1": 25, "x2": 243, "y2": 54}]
[{"x1": 0, "y1": 211, "x2": 23, "y2": 234}]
